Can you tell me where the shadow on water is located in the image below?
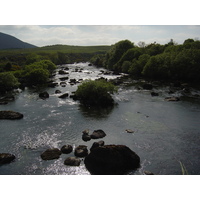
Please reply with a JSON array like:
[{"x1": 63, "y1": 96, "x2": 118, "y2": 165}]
[{"x1": 78, "y1": 104, "x2": 116, "y2": 119}]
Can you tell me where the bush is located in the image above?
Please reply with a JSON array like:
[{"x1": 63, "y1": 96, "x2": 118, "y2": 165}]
[
  {"x1": 25, "y1": 68, "x2": 50, "y2": 86},
  {"x1": 0, "y1": 72, "x2": 20, "y2": 92},
  {"x1": 75, "y1": 79, "x2": 117, "y2": 106}
]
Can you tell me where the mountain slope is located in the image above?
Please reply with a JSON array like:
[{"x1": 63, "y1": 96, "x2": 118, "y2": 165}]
[{"x1": 0, "y1": 32, "x2": 37, "y2": 50}]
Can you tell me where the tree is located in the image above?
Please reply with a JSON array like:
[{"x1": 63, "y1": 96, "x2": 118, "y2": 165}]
[{"x1": 105, "y1": 40, "x2": 134, "y2": 70}]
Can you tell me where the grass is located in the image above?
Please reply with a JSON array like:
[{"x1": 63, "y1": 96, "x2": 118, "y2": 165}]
[{"x1": 179, "y1": 161, "x2": 189, "y2": 175}]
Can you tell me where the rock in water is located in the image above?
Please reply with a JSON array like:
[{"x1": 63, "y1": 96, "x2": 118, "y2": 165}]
[
  {"x1": 64, "y1": 157, "x2": 81, "y2": 166},
  {"x1": 74, "y1": 145, "x2": 88, "y2": 157},
  {"x1": 0, "y1": 153, "x2": 16, "y2": 164},
  {"x1": 0, "y1": 111, "x2": 23, "y2": 120},
  {"x1": 84, "y1": 145, "x2": 140, "y2": 175},
  {"x1": 90, "y1": 129, "x2": 106, "y2": 139},
  {"x1": 90, "y1": 140, "x2": 105, "y2": 151},
  {"x1": 40, "y1": 148, "x2": 62, "y2": 160},
  {"x1": 61, "y1": 145, "x2": 73, "y2": 154},
  {"x1": 39, "y1": 92, "x2": 49, "y2": 99}
]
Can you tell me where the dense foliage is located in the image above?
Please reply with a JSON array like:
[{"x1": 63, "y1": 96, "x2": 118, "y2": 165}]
[
  {"x1": 0, "y1": 72, "x2": 19, "y2": 92},
  {"x1": 75, "y1": 79, "x2": 117, "y2": 106},
  {"x1": 91, "y1": 39, "x2": 200, "y2": 83},
  {"x1": 0, "y1": 59, "x2": 57, "y2": 92}
]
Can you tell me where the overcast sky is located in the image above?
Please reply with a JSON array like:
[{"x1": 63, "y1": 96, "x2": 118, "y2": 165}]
[{"x1": 0, "y1": 25, "x2": 199, "y2": 47}]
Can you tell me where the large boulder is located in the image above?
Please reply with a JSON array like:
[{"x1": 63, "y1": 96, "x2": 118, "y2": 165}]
[
  {"x1": 0, "y1": 153, "x2": 16, "y2": 164},
  {"x1": 61, "y1": 145, "x2": 73, "y2": 154},
  {"x1": 40, "y1": 148, "x2": 62, "y2": 160},
  {"x1": 0, "y1": 111, "x2": 23, "y2": 120},
  {"x1": 74, "y1": 145, "x2": 88, "y2": 157},
  {"x1": 84, "y1": 145, "x2": 140, "y2": 175},
  {"x1": 64, "y1": 157, "x2": 81, "y2": 166},
  {"x1": 90, "y1": 129, "x2": 106, "y2": 139}
]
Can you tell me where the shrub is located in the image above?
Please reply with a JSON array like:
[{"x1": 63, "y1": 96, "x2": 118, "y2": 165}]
[
  {"x1": 75, "y1": 79, "x2": 117, "y2": 106},
  {"x1": 0, "y1": 72, "x2": 20, "y2": 92},
  {"x1": 25, "y1": 68, "x2": 50, "y2": 86}
]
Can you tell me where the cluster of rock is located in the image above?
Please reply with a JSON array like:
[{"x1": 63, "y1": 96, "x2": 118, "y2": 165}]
[
  {"x1": 82, "y1": 129, "x2": 106, "y2": 141},
  {"x1": 40, "y1": 129, "x2": 141, "y2": 175}
]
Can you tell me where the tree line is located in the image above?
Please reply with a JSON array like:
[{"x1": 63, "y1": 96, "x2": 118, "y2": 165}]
[{"x1": 90, "y1": 38, "x2": 200, "y2": 83}]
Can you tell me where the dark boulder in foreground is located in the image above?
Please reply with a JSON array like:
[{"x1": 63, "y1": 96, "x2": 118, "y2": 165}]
[
  {"x1": 0, "y1": 110, "x2": 23, "y2": 120},
  {"x1": 61, "y1": 145, "x2": 73, "y2": 154},
  {"x1": 90, "y1": 129, "x2": 106, "y2": 139},
  {"x1": 84, "y1": 145, "x2": 140, "y2": 175},
  {"x1": 40, "y1": 148, "x2": 62, "y2": 160},
  {"x1": 0, "y1": 153, "x2": 16, "y2": 164},
  {"x1": 74, "y1": 145, "x2": 88, "y2": 157},
  {"x1": 64, "y1": 157, "x2": 81, "y2": 166}
]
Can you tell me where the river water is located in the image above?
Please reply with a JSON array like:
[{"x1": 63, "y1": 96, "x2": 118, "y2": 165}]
[{"x1": 1, "y1": 62, "x2": 200, "y2": 175}]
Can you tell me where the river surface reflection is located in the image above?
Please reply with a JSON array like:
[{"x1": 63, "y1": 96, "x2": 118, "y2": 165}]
[{"x1": 0, "y1": 62, "x2": 200, "y2": 175}]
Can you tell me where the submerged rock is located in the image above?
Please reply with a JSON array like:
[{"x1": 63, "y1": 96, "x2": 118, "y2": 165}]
[
  {"x1": 40, "y1": 148, "x2": 62, "y2": 160},
  {"x1": 0, "y1": 110, "x2": 23, "y2": 120},
  {"x1": 64, "y1": 157, "x2": 81, "y2": 166},
  {"x1": 84, "y1": 145, "x2": 140, "y2": 175},
  {"x1": 0, "y1": 153, "x2": 16, "y2": 164},
  {"x1": 61, "y1": 145, "x2": 73, "y2": 154},
  {"x1": 74, "y1": 145, "x2": 88, "y2": 157},
  {"x1": 90, "y1": 129, "x2": 106, "y2": 139}
]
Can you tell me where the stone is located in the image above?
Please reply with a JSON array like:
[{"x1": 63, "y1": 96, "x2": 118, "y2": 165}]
[
  {"x1": 151, "y1": 92, "x2": 159, "y2": 96},
  {"x1": 125, "y1": 129, "x2": 134, "y2": 133},
  {"x1": 61, "y1": 145, "x2": 73, "y2": 154},
  {"x1": 55, "y1": 90, "x2": 62, "y2": 94},
  {"x1": 90, "y1": 140, "x2": 105, "y2": 151},
  {"x1": 39, "y1": 92, "x2": 49, "y2": 99},
  {"x1": 0, "y1": 153, "x2": 16, "y2": 164},
  {"x1": 64, "y1": 157, "x2": 81, "y2": 166},
  {"x1": 84, "y1": 145, "x2": 140, "y2": 175},
  {"x1": 40, "y1": 148, "x2": 62, "y2": 160},
  {"x1": 74, "y1": 145, "x2": 88, "y2": 157},
  {"x1": 143, "y1": 83, "x2": 153, "y2": 90},
  {"x1": 82, "y1": 134, "x2": 91, "y2": 142},
  {"x1": 0, "y1": 110, "x2": 23, "y2": 120},
  {"x1": 90, "y1": 129, "x2": 106, "y2": 139},
  {"x1": 58, "y1": 93, "x2": 69, "y2": 98},
  {"x1": 165, "y1": 97, "x2": 180, "y2": 102}
]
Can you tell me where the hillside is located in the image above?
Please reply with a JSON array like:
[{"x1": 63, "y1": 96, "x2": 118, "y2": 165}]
[{"x1": 0, "y1": 32, "x2": 37, "y2": 50}]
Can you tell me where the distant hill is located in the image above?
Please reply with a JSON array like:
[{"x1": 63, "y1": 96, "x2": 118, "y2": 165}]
[{"x1": 0, "y1": 32, "x2": 37, "y2": 50}]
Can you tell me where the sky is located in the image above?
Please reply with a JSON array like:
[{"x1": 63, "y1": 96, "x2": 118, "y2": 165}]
[{"x1": 0, "y1": 25, "x2": 199, "y2": 47}]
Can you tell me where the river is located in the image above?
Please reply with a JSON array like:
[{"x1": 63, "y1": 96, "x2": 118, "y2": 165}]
[{"x1": 1, "y1": 62, "x2": 200, "y2": 175}]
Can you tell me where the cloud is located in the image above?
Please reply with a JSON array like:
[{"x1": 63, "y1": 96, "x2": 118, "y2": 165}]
[{"x1": 0, "y1": 25, "x2": 199, "y2": 47}]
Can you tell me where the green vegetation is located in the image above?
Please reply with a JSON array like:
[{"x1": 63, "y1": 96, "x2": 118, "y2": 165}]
[
  {"x1": 179, "y1": 161, "x2": 189, "y2": 175},
  {"x1": 91, "y1": 38, "x2": 200, "y2": 83},
  {"x1": 75, "y1": 79, "x2": 117, "y2": 106},
  {"x1": 0, "y1": 72, "x2": 19, "y2": 92}
]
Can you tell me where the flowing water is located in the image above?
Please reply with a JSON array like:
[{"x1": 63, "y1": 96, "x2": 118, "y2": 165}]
[{"x1": 1, "y1": 62, "x2": 200, "y2": 175}]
